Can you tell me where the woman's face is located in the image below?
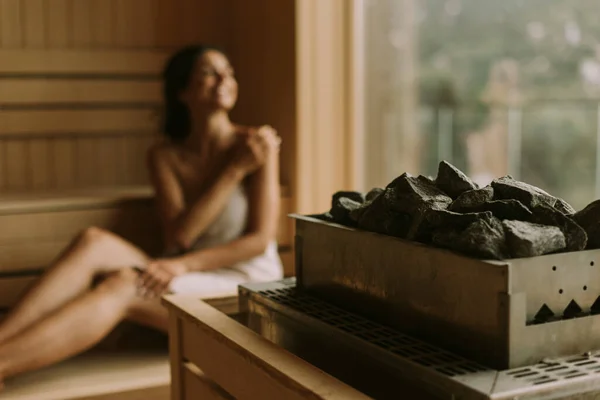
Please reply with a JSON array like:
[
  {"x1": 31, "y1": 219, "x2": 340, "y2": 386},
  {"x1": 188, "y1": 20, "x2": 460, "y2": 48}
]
[{"x1": 181, "y1": 50, "x2": 238, "y2": 111}]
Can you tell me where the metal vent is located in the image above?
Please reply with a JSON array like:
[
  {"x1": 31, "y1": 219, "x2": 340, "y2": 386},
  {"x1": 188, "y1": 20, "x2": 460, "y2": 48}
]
[
  {"x1": 246, "y1": 280, "x2": 600, "y2": 399},
  {"x1": 260, "y1": 286, "x2": 489, "y2": 376},
  {"x1": 502, "y1": 355, "x2": 600, "y2": 385}
]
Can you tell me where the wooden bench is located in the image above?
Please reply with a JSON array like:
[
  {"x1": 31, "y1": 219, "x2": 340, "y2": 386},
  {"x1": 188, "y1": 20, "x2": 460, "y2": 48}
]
[
  {"x1": 0, "y1": 187, "x2": 294, "y2": 399},
  {"x1": 164, "y1": 295, "x2": 369, "y2": 400},
  {"x1": 0, "y1": 186, "x2": 294, "y2": 308}
]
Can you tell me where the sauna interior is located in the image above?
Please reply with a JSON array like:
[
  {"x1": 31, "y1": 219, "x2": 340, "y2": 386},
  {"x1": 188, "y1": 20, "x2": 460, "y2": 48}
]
[{"x1": 9, "y1": 0, "x2": 593, "y2": 398}]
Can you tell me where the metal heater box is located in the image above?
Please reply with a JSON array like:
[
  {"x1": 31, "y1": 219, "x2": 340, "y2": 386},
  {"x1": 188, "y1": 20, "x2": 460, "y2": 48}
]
[{"x1": 292, "y1": 215, "x2": 600, "y2": 370}]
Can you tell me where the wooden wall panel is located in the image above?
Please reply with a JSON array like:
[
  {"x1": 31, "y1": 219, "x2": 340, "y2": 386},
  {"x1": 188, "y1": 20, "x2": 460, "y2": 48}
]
[
  {"x1": 0, "y1": 0, "x2": 233, "y2": 194},
  {"x1": 0, "y1": 0, "x2": 298, "y2": 197},
  {"x1": 46, "y1": 0, "x2": 69, "y2": 47},
  {"x1": 0, "y1": 80, "x2": 161, "y2": 105},
  {"x1": 294, "y1": 0, "x2": 357, "y2": 213},
  {"x1": 23, "y1": 0, "x2": 46, "y2": 47},
  {"x1": 229, "y1": 0, "x2": 296, "y2": 190},
  {"x1": 0, "y1": 0, "x2": 23, "y2": 48}
]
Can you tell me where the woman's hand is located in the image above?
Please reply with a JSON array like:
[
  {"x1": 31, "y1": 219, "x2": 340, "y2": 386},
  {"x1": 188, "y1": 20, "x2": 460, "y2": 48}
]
[
  {"x1": 137, "y1": 258, "x2": 188, "y2": 298},
  {"x1": 231, "y1": 125, "x2": 281, "y2": 175}
]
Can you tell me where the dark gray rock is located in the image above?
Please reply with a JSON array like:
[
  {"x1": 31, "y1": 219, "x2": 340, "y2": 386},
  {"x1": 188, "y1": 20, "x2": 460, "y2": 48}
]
[
  {"x1": 492, "y1": 176, "x2": 557, "y2": 209},
  {"x1": 554, "y1": 197, "x2": 576, "y2": 215},
  {"x1": 502, "y1": 220, "x2": 566, "y2": 258},
  {"x1": 432, "y1": 216, "x2": 507, "y2": 260},
  {"x1": 371, "y1": 175, "x2": 453, "y2": 241},
  {"x1": 406, "y1": 209, "x2": 495, "y2": 243},
  {"x1": 330, "y1": 197, "x2": 362, "y2": 226},
  {"x1": 573, "y1": 200, "x2": 600, "y2": 249},
  {"x1": 426, "y1": 209, "x2": 494, "y2": 230},
  {"x1": 349, "y1": 204, "x2": 366, "y2": 223},
  {"x1": 452, "y1": 198, "x2": 532, "y2": 221},
  {"x1": 448, "y1": 186, "x2": 494, "y2": 212},
  {"x1": 354, "y1": 188, "x2": 412, "y2": 238},
  {"x1": 365, "y1": 187, "x2": 384, "y2": 202},
  {"x1": 530, "y1": 204, "x2": 587, "y2": 252},
  {"x1": 350, "y1": 188, "x2": 385, "y2": 223},
  {"x1": 332, "y1": 191, "x2": 365, "y2": 207},
  {"x1": 387, "y1": 173, "x2": 452, "y2": 214},
  {"x1": 435, "y1": 161, "x2": 479, "y2": 199},
  {"x1": 481, "y1": 200, "x2": 533, "y2": 221},
  {"x1": 418, "y1": 175, "x2": 437, "y2": 186}
]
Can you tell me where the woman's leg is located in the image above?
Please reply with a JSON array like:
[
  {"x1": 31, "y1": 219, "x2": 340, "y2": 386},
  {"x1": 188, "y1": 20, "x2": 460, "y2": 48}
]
[
  {"x1": 0, "y1": 268, "x2": 168, "y2": 382},
  {"x1": 0, "y1": 227, "x2": 149, "y2": 344}
]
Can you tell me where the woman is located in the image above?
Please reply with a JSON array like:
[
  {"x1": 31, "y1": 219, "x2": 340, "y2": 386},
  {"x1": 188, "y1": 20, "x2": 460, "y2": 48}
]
[{"x1": 0, "y1": 45, "x2": 283, "y2": 385}]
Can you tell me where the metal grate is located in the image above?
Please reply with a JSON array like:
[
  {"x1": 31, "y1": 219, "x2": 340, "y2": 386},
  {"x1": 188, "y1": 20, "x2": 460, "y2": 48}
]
[
  {"x1": 246, "y1": 280, "x2": 600, "y2": 398},
  {"x1": 259, "y1": 285, "x2": 489, "y2": 377},
  {"x1": 502, "y1": 355, "x2": 600, "y2": 385}
]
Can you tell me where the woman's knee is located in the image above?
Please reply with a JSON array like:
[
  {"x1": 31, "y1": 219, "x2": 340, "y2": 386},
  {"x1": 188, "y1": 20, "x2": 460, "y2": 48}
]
[
  {"x1": 79, "y1": 226, "x2": 113, "y2": 243},
  {"x1": 78, "y1": 226, "x2": 110, "y2": 246}
]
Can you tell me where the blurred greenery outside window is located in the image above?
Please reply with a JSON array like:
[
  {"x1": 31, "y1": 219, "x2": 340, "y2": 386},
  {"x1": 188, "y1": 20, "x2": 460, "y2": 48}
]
[{"x1": 363, "y1": 0, "x2": 600, "y2": 209}]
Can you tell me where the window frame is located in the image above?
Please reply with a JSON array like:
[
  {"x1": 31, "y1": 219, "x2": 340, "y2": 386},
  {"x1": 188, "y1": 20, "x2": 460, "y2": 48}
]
[{"x1": 294, "y1": 0, "x2": 365, "y2": 214}]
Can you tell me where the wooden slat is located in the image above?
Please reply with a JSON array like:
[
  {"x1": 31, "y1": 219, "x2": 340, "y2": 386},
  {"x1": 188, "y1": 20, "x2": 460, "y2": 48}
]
[
  {"x1": 0, "y1": 0, "x2": 23, "y2": 47},
  {"x1": 28, "y1": 139, "x2": 51, "y2": 190},
  {"x1": 0, "y1": 109, "x2": 157, "y2": 136},
  {"x1": 71, "y1": 0, "x2": 94, "y2": 47},
  {"x1": 0, "y1": 205, "x2": 155, "y2": 241},
  {"x1": 46, "y1": 0, "x2": 69, "y2": 47},
  {"x1": 114, "y1": 0, "x2": 138, "y2": 48},
  {"x1": 52, "y1": 138, "x2": 76, "y2": 188},
  {"x1": 4, "y1": 139, "x2": 29, "y2": 189},
  {"x1": 0, "y1": 352, "x2": 169, "y2": 400},
  {"x1": 130, "y1": 135, "x2": 156, "y2": 184},
  {"x1": 97, "y1": 137, "x2": 120, "y2": 185},
  {"x1": 0, "y1": 187, "x2": 292, "y2": 274},
  {"x1": 90, "y1": 0, "x2": 114, "y2": 47},
  {"x1": 75, "y1": 137, "x2": 100, "y2": 186},
  {"x1": 0, "y1": 79, "x2": 160, "y2": 104},
  {"x1": 0, "y1": 276, "x2": 36, "y2": 308},
  {"x1": 0, "y1": 141, "x2": 5, "y2": 189},
  {"x1": 0, "y1": 241, "x2": 69, "y2": 271},
  {"x1": 132, "y1": 0, "x2": 158, "y2": 48},
  {"x1": 169, "y1": 313, "x2": 184, "y2": 400},
  {"x1": 183, "y1": 364, "x2": 234, "y2": 400},
  {"x1": 23, "y1": 0, "x2": 46, "y2": 47},
  {"x1": 0, "y1": 242, "x2": 293, "y2": 277},
  {"x1": 156, "y1": 0, "x2": 182, "y2": 48},
  {"x1": 0, "y1": 49, "x2": 170, "y2": 74},
  {"x1": 203, "y1": 296, "x2": 240, "y2": 316},
  {"x1": 0, "y1": 186, "x2": 153, "y2": 214},
  {"x1": 166, "y1": 297, "x2": 369, "y2": 400},
  {"x1": 0, "y1": 207, "x2": 162, "y2": 274}
]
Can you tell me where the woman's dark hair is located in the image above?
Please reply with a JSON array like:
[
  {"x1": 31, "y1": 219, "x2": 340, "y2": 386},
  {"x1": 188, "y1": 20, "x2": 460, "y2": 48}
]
[{"x1": 161, "y1": 44, "x2": 226, "y2": 141}]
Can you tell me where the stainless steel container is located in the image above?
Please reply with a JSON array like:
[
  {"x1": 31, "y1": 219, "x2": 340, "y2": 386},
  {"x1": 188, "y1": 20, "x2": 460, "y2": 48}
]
[{"x1": 292, "y1": 214, "x2": 600, "y2": 369}]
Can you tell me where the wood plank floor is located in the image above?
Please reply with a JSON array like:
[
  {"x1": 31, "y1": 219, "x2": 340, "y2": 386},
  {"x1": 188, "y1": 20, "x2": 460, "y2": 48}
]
[{"x1": 1, "y1": 350, "x2": 170, "y2": 400}]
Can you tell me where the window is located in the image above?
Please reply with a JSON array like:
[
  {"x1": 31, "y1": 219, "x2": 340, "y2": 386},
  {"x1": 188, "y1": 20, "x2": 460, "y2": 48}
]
[{"x1": 360, "y1": 0, "x2": 600, "y2": 210}]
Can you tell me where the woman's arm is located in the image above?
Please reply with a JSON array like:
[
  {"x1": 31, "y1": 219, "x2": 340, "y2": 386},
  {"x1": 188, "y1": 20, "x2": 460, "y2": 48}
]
[
  {"x1": 146, "y1": 145, "x2": 186, "y2": 252},
  {"x1": 177, "y1": 141, "x2": 281, "y2": 271},
  {"x1": 147, "y1": 145, "x2": 246, "y2": 252}
]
